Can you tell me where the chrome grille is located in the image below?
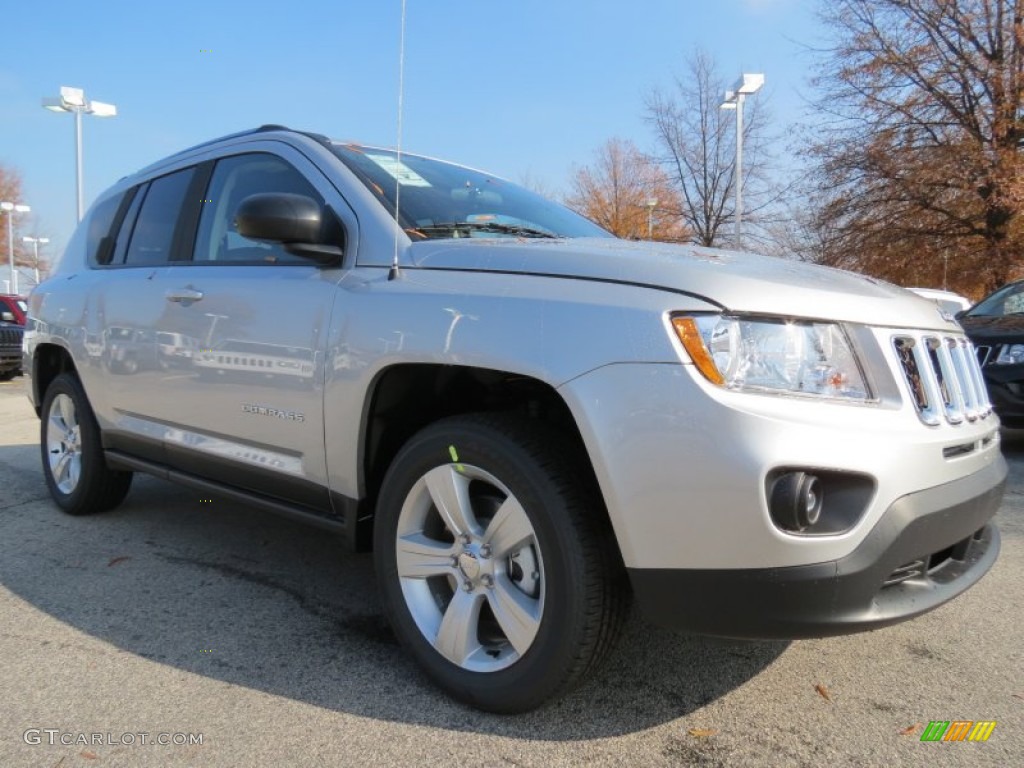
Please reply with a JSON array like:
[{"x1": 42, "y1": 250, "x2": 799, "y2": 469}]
[
  {"x1": 892, "y1": 333, "x2": 992, "y2": 425},
  {"x1": 0, "y1": 325, "x2": 23, "y2": 349}
]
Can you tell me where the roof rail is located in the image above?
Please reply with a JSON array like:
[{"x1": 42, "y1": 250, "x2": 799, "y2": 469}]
[{"x1": 143, "y1": 125, "x2": 333, "y2": 170}]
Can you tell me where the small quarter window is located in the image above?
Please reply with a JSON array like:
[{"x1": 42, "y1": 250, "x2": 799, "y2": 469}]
[{"x1": 87, "y1": 192, "x2": 127, "y2": 265}]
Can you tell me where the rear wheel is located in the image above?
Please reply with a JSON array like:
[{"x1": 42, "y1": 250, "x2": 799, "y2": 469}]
[
  {"x1": 40, "y1": 372, "x2": 133, "y2": 515},
  {"x1": 374, "y1": 414, "x2": 627, "y2": 712}
]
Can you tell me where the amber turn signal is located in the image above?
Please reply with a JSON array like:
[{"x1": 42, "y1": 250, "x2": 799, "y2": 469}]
[{"x1": 671, "y1": 317, "x2": 725, "y2": 386}]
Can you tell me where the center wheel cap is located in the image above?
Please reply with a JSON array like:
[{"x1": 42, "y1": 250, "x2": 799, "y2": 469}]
[{"x1": 457, "y1": 551, "x2": 481, "y2": 581}]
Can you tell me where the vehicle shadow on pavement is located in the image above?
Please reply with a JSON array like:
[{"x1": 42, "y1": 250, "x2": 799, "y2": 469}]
[{"x1": 0, "y1": 444, "x2": 787, "y2": 738}]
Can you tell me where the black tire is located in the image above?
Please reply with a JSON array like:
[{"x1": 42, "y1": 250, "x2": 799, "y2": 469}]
[
  {"x1": 40, "y1": 372, "x2": 133, "y2": 516},
  {"x1": 374, "y1": 414, "x2": 628, "y2": 713}
]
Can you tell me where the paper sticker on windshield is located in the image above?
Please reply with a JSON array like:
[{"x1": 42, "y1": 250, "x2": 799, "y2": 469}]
[{"x1": 365, "y1": 154, "x2": 432, "y2": 187}]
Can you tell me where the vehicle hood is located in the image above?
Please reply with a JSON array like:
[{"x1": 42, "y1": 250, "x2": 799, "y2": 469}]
[
  {"x1": 407, "y1": 238, "x2": 958, "y2": 330},
  {"x1": 959, "y1": 313, "x2": 1024, "y2": 341}
]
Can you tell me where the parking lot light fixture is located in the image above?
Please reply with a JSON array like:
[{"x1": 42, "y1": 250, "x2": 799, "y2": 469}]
[
  {"x1": 42, "y1": 86, "x2": 118, "y2": 222},
  {"x1": 2, "y1": 202, "x2": 31, "y2": 295},
  {"x1": 645, "y1": 198, "x2": 658, "y2": 240},
  {"x1": 720, "y1": 73, "x2": 765, "y2": 249}
]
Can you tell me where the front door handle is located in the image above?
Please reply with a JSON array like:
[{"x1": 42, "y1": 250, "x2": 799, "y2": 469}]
[{"x1": 165, "y1": 287, "x2": 204, "y2": 304}]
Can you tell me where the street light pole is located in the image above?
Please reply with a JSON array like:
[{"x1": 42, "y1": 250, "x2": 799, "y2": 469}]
[
  {"x1": 23, "y1": 236, "x2": 50, "y2": 286},
  {"x1": 42, "y1": 86, "x2": 117, "y2": 222},
  {"x1": 720, "y1": 73, "x2": 765, "y2": 250},
  {"x1": 1, "y1": 201, "x2": 31, "y2": 295}
]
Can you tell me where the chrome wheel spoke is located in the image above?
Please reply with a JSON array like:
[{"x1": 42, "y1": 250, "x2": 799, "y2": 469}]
[
  {"x1": 53, "y1": 452, "x2": 72, "y2": 484},
  {"x1": 488, "y1": 576, "x2": 542, "y2": 655},
  {"x1": 47, "y1": 411, "x2": 69, "y2": 443},
  {"x1": 482, "y1": 496, "x2": 533, "y2": 558},
  {"x1": 67, "y1": 455, "x2": 81, "y2": 490},
  {"x1": 434, "y1": 589, "x2": 483, "y2": 665},
  {"x1": 396, "y1": 533, "x2": 455, "y2": 579},
  {"x1": 424, "y1": 465, "x2": 476, "y2": 537},
  {"x1": 59, "y1": 394, "x2": 77, "y2": 432}
]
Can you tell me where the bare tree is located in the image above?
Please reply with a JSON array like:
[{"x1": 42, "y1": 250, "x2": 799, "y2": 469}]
[
  {"x1": 0, "y1": 164, "x2": 32, "y2": 289},
  {"x1": 646, "y1": 50, "x2": 776, "y2": 248},
  {"x1": 805, "y1": 0, "x2": 1024, "y2": 294},
  {"x1": 517, "y1": 170, "x2": 559, "y2": 201},
  {"x1": 564, "y1": 138, "x2": 688, "y2": 241}
]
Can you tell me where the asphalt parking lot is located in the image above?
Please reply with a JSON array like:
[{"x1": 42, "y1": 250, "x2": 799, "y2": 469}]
[{"x1": 1, "y1": 374, "x2": 1021, "y2": 767}]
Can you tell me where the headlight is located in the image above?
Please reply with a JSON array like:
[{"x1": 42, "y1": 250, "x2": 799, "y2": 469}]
[
  {"x1": 671, "y1": 315, "x2": 871, "y2": 401},
  {"x1": 994, "y1": 344, "x2": 1024, "y2": 365}
]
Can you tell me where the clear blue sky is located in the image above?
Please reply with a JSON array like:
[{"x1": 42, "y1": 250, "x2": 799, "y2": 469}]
[{"x1": 0, "y1": 0, "x2": 823, "y2": 262}]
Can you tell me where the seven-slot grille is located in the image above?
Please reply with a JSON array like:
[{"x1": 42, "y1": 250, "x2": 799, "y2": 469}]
[
  {"x1": 893, "y1": 334, "x2": 992, "y2": 426},
  {"x1": 0, "y1": 324, "x2": 23, "y2": 351}
]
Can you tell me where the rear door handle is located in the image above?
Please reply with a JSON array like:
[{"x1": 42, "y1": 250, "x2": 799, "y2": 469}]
[{"x1": 165, "y1": 287, "x2": 204, "y2": 304}]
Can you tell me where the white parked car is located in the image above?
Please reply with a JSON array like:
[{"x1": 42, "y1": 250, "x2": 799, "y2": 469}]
[{"x1": 907, "y1": 287, "x2": 972, "y2": 316}]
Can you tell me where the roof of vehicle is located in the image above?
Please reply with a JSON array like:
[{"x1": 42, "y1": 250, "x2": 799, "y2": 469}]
[{"x1": 128, "y1": 125, "x2": 334, "y2": 181}]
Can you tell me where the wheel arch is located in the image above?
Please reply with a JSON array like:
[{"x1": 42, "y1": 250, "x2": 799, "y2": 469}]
[
  {"x1": 355, "y1": 363, "x2": 613, "y2": 553},
  {"x1": 31, "y1": 342, "x2": 78, "y2": 417}
]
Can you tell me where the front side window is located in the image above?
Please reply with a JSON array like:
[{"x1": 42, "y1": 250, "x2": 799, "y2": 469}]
[
  {"x1": 330, "y1": 144, "x2": 610, "y2": 241},
  {"x1": 124, "y1": 169, "x2": 195, "y2": 266},
  {"x1": 193, "y1": 153, "x2": 324, "y2": 264}
]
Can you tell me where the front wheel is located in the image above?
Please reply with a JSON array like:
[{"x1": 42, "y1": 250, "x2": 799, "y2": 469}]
[
  {"x1": 40, "y1": 372, "x2": 133, "y2": 515},
  {"x1": 374, "y1": 415, "x2": 627, "y2": 712}
]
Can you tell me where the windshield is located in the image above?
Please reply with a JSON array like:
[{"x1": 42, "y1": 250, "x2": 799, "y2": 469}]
[
  {"x1": 330, "y1": 144, "x2": 610, "y2": 241},
  {"x1": 967, "y1": 281, "x2": 1024, "y2": 317}
]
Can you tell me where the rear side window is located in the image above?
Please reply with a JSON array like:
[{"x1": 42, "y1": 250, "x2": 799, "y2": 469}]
[
  {"x1": 87, "y1": 192, "x2": 127, "y2": 265},
  {"x1": 124, "y1": 168, "x2": 195, "y2": 266}
]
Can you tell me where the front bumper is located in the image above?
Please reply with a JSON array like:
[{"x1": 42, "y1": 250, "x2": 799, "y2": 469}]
[
  {"x1": 0, "y1": 351, "x2": 21, "y2": 373},
  {"x1": 629, "y1": 458, "x2": 1004, "y2": 638}
]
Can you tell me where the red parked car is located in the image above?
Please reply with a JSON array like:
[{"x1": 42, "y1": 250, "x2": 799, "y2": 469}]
[{"x1": 0, "y1": 294, "x2": 28, "y2": 325}]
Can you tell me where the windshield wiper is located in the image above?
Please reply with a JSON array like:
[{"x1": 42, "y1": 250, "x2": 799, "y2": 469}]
[{"x1": 410, "y1": 222, "x2": 558, "y2": 239}]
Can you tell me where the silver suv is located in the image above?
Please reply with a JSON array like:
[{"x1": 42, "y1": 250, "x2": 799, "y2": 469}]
[{"x1": 26, "y1": 126, "x2": 1006, "y2": 712}]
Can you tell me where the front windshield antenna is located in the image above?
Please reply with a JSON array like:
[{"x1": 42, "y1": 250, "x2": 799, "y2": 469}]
[{"x1": 389, "y1": 0, "x2": 407, "y2": 281}]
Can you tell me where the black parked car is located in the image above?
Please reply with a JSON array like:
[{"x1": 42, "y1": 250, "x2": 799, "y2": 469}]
[{"x1": 960, "y1": 279, "x2": 1024, "y2": 427}]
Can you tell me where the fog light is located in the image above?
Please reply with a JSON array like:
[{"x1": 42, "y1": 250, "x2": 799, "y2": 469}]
[{"x1": 769, "y1": 471, "x2": 823, "y2": 532}]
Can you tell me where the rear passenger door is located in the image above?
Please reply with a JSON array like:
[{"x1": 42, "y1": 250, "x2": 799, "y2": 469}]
[{"x1": 87, "y1": 165, "x2": 202, "y2": 463}]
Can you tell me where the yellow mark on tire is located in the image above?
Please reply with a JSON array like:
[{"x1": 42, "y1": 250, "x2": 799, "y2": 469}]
[{"x1": 449, "y1": 445, "x2": 465, "y2": 472}]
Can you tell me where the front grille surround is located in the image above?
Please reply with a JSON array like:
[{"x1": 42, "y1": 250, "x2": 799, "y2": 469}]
[{"x1": 892, "y1": 333, "x2": 992, "y2": 426}]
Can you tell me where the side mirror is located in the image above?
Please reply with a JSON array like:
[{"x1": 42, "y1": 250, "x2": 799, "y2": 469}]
[{"x1": 234, "y1": 193, "x2": 343, "y2": 264}]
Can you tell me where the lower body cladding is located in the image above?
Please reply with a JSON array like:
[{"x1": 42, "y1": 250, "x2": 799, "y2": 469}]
[{"x1": 560, "y1": 362, "x2": 1007, "y2": 639}]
